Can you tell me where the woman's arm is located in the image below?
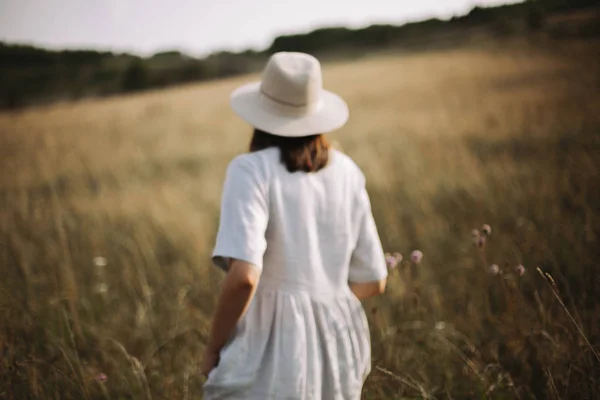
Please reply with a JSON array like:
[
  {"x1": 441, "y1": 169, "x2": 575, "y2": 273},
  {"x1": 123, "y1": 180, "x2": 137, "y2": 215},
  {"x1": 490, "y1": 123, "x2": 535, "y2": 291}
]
[
  {"x1": 349, "y1": 278, "x2": 386, "y2": 300},
  {"x1": 205, "y1": 259, "x2": 260, "y2": 355}
]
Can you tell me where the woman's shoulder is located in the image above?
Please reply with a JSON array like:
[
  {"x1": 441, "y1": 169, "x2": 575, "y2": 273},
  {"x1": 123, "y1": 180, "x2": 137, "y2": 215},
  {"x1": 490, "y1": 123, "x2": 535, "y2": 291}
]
[
  {"x1": 230, "y1": 148, "x2": 278, "y2": 167},
  {"x1": 226, "y1": 148, "x2": 277, "y2": 180},
  {"x1": 329, "y1": 148, "x2": 366, "y2": 185}
]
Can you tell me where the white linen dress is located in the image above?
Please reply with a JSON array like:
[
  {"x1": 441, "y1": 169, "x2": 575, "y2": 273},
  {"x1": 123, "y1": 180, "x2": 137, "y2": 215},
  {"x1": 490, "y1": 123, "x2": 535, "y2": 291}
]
[{"x1": 204, "y1": 147, "x2": 388, "y2": 400}]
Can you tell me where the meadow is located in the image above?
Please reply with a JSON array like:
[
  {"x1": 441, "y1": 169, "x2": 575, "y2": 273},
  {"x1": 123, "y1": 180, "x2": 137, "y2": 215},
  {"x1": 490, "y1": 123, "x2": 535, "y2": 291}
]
[{"x1": 1, "y1": 36, "x2": 599, "y2": 399}]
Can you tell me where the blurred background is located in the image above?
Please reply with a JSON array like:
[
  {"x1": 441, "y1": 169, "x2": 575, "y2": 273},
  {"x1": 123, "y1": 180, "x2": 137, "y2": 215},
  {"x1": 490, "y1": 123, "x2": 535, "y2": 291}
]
[
  {"x1": 1, "y1": 0, "x2": 598, "y2": 110},
  {"x1": 1, "y1": 0, "x2": 599, "y2": 399}
]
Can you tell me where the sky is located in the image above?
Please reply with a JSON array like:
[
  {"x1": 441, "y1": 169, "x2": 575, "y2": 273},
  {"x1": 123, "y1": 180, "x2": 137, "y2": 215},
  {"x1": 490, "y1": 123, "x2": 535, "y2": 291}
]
[{"x1": 0, "y1": 0, "x2": 519, "y2": 57}]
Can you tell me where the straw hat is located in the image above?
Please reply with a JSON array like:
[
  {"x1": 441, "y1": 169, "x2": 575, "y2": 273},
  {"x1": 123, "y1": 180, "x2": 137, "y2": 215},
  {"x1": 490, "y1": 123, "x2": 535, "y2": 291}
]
[{"x1": 230, "y1": 52, "x2": 349, "y2": 137}]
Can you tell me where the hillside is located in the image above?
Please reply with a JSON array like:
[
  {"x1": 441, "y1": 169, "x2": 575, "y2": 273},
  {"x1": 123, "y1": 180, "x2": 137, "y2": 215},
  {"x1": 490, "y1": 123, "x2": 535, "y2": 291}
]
[{"x1": 1, "y1": 0, "x2": 598, "y2": 110}]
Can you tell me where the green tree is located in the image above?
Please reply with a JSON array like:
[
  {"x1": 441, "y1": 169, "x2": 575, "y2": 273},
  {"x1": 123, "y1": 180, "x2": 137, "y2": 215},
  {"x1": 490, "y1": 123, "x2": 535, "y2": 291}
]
[{"x1": 121, "y1": 60, "x2": 147, "y2": 92}]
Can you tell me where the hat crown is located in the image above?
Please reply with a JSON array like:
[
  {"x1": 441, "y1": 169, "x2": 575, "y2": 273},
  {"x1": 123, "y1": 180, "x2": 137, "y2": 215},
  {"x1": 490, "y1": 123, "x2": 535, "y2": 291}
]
[
  {"x1": 260, "y1": 52, "x2": 323, "y2": 108},
  {"x1": 229, "y1": 51, "x2": 348, "y2": 137}
]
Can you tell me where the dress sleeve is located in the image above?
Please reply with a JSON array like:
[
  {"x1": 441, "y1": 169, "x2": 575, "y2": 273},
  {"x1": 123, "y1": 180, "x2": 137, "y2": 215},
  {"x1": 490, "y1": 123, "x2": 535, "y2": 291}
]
[
  {"x1": 212, "y1": 156, "x2": 268, "y2": 272},
  {"x1": 348, "y1": 180, "x2": 388, "y2": 283}
]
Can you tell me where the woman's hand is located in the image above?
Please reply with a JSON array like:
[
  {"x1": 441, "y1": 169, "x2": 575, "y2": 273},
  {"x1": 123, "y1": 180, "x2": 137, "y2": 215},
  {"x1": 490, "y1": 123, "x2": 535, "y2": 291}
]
[{"x1": 201, "y1": 347, "x2": 220, "y2": 377}]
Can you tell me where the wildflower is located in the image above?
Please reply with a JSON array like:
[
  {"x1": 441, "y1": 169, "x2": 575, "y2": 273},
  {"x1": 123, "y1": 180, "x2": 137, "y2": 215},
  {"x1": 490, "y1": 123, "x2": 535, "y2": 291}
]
[
  {"x1": 477, "y1": 236, "x2": 486, "y2": 248},
  {"x1": 384, "y1": 252, "x2": 402, "y2": 269},
  {"x1": 96, "y1": 373, "x2": 108, "y2": 383},
  {"x1": 410, "y1": 250, "x2": 423, "y2": 264},
  {"x1": 93, "y1": 257, "x2": 107, "y2": 267},
  {"x1": 489, "y1": 264, "x2": 500, "y2": 275},
  {"x1": 385, "y1": 254, "x2": 397, "y2": 269},
  {"x1": 393, "y1": 252, "x2": 403, "y2": 263},
  {"x1": 481, "y1": 224, "x2": 492, "y2": 236},
  {"x1": 94, "y1": 283, "x2": 108, "y2": 294},
  {"x1": 515, "y1": 265, "x2": 525, "y2": 276}
]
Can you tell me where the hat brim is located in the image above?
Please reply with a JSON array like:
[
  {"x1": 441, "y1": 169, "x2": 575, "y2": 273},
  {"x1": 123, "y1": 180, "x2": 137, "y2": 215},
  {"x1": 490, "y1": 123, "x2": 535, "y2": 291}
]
[{"x1": 230, "y1": 82, "x2": 349, "y2": 137}]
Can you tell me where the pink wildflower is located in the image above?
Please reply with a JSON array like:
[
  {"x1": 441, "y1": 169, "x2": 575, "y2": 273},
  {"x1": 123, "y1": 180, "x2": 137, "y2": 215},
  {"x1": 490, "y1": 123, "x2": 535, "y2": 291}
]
[
  {"x1": 385, "y1": 252, "x2": 402, "y2": 269},
  {"x1": 515, "y1": 265, "x2": 525, "y2": 276},
  {"x1": 477, "y1": 236, "x2": 486, "y2": 248},
  {"x1": 393, "y1": 252, "x2": 403, "y2": 262},
  {"x1": 410, "y1": 250, "x2": 423, "y2": 264},
  {"x1": 481, "y1": 224, "x2": 492, "y2": 236},
  {"x1": 385, "y1": 254, "x2": 397, "y2": 269},
  {"x1": 96, "y1": 373, "x2": 107, "y2": 383}
]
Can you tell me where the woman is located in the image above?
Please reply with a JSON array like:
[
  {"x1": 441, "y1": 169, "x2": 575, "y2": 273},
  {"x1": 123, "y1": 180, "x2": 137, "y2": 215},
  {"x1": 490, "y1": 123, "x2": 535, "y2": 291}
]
[{"x1": 202, "y1": 52, "x2": 388, "y2": 399}]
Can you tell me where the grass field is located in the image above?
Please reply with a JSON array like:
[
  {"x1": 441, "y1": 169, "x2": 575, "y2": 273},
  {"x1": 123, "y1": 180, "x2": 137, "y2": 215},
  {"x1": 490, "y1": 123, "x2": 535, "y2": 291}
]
[{"x1": 1, "y1": 37, "x2": 599, "y2": 399}]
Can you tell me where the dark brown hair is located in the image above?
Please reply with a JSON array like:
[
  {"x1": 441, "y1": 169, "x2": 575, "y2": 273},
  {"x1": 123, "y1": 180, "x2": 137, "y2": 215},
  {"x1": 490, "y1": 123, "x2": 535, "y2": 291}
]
[{"x1": 249, "y1": 129, "x2": 330, "y2": 173}]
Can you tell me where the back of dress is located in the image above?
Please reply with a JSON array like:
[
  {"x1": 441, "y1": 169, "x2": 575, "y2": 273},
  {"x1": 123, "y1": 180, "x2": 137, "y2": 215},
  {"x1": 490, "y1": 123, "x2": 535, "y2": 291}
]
[
  {"x1": 212, "y1": 147, "x2": 387, "y2": 294},
  {"x1": 207, "y1": 147, "x2": 387, "y2": 400}
]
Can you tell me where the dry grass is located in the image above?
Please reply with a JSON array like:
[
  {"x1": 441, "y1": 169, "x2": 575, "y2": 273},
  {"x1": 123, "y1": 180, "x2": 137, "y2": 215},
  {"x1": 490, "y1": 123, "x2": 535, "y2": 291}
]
[{"x1": 1, "y1": 37, "x2": 599, "y2": 399}]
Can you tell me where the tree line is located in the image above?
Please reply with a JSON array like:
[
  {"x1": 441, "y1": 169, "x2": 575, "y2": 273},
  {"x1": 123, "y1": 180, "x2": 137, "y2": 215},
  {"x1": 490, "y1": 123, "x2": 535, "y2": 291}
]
[{"x1": 1, "y1": 0, "x2": 597, "y2": 110}]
